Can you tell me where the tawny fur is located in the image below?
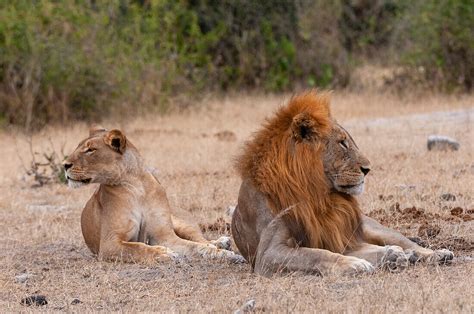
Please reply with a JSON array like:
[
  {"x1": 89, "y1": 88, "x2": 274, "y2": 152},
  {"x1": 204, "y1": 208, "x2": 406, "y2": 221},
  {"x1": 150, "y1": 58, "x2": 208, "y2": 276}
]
[{"x1": 236, "y1": 91, "x2": 361, "y2": 253}]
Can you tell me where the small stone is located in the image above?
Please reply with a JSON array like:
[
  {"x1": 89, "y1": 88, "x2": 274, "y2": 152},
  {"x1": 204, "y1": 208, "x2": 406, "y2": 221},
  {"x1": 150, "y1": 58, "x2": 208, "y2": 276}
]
[
  {"x1": 234, "y1": 299, "x2": 256, "y2": 314},
  {"x1": 15, "y1": 273, "x2": 34, "y2": 284},
  {"x1": 450, "y1": 207, "x2": 463, "y2": 216},
  {"x1": 226, "y1": 205, "x2": 236, "y2": 216},
  {"x1": 427, "y1": 135, "x2": 460, "y2": 151},
  {"x1": 441, "y1": 193, "x2": 456, "y2": 201},
  {"x1": 71, "y1": 298, "x2": 82, "y2": 305},
  {"x1": 21, "y1": 295, "x2": 47, "y2": 306}
]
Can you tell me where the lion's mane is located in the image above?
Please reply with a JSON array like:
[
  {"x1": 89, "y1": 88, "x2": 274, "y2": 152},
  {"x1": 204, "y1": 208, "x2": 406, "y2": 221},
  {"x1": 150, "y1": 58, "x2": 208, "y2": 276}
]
[{"x1": 236, "y1": 91, "x2": 362, "y2": 253}]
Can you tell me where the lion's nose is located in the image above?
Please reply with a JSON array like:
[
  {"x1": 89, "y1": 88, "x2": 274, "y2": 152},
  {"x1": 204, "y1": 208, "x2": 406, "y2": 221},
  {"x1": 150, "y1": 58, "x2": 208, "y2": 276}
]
[
  {"x1": 63, "y1": 162, "x2": 73, "y2": 171},
  {"x1": 360, "y1": 166, "x2": 370, "y2": 176}
]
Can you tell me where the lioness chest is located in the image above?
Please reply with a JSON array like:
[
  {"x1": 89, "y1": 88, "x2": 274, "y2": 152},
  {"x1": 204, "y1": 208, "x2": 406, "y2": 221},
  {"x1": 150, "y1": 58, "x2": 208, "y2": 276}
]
[{"x1": 115, "y1": 197, "x2": 169, "y2": 245}]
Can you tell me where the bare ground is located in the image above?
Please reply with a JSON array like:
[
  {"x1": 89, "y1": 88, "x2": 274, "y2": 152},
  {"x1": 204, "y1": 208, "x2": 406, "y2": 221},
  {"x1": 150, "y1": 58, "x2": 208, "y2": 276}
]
[{"x1": 0, "y1": 92, "x2": 473, "y2": 312}]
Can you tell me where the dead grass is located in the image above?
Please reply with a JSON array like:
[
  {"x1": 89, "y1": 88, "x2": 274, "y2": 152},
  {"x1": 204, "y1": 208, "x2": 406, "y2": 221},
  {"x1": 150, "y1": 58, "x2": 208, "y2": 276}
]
[{"x1": 0, "y1": 91, "x2": 473, "y2": 312}]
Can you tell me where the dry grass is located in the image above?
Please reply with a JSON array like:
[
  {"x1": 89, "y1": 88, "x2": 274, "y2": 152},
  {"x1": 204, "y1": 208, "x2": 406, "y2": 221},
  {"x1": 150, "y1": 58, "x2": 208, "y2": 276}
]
[{"x1": 0, "y1": 91, "x2": 473, "y2": 312}]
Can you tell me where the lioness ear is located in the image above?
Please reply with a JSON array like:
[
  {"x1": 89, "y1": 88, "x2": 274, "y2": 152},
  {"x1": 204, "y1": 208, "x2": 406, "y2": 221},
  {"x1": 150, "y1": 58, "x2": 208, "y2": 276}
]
[
  {"x1": 104, "y1": 129, "x2": 127, "y2": 154},
  {"x1": 89, "y1": 124, "x2": 107, "y2": 137},
  {"x1": 291, "y1": 113, "x2": 320, "y2": 142}
]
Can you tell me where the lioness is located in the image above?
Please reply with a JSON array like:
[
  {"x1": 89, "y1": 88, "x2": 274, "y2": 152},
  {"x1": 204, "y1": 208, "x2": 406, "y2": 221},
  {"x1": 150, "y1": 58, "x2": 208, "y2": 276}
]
[
  {"x1": 232, "y1": 91, "x2": 454, "y2": 276},
  {"x1": 64, "y1": 126, "x2": 242, "y2": 263}
]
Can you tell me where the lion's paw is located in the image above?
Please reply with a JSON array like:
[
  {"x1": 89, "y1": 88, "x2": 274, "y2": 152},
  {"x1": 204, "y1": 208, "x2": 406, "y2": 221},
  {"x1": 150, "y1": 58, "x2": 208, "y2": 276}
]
[
  {"x1": 427, "y1": 249, "x2": 454, "y2": 265},
  {"x1": 381, "y1": 246, "x2": 409, "y2": 272},
  {"x1": 405, "y1": 248, "x2": 454, "y2": 265},
  {"x1": 228, "y1": 252, "x2": 247, "y2": 264},
  {"x1": 211, "y1": 236, "x2": 232, "y2": 251},
  {"x1": 335, "y1": 256, "x2": 374, "y2": 275}
]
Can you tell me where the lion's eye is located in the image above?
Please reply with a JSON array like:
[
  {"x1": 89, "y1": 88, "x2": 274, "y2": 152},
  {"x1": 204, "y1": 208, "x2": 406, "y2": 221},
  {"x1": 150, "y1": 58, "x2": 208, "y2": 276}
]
[
  {"x1": 339, "y1": 140, "x2": 348, "y2": 149},
  {"x1": 85, "y1": 148, "x2": 96, "y2": 154}
]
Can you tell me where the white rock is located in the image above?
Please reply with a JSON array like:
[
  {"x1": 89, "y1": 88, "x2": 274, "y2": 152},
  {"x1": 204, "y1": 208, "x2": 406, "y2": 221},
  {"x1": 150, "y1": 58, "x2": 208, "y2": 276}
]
[
  {"x1": 427, "y1": 135, "x2": 460, "y2": 151},
  {"x1": 226, "y1": 205, "x2": 236, "y2": 217},
  {"x1": 234, "y1": 299, "x2": 256, "y2": 314},
  {"x1": 15, "y1": 273, "x2": 34, "y2": 283}
]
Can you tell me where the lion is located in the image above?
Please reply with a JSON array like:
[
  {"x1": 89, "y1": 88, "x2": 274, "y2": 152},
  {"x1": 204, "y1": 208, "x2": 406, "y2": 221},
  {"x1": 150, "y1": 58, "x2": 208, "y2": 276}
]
[
  {"x1": 63, "y1": 126, "x2": 243, "y2": 263},
  {"x1": 231, "y1": 91, "x2": 453, "y2": 276}
]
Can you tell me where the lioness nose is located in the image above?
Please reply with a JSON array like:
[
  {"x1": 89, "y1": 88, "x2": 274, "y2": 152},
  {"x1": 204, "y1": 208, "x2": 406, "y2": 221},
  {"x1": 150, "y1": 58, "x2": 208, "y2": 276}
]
[
  {"x1": 360, "y1": 166, "x2": 370, "y2": 176},
  {"x1": 63, "y1": 163, "x2": 73, "y2": 171}
]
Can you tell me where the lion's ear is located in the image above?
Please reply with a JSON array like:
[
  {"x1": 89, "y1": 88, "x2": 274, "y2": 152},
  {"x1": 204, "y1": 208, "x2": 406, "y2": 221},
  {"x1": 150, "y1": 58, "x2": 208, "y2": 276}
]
[
  {"x1": 291, "y1": 112, "x2": 323, "y2": 142},
  {"x1": 89, "y1": 125, "x2": 107, "y2": 137},
  {"x1": 104, "y1": 129, "x2": 127, "y2": 154}
]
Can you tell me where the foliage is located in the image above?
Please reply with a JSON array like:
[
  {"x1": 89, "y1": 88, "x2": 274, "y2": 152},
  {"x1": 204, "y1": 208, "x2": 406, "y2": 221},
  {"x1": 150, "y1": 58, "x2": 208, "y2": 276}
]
[
  {"x1": 395, "y1": 0, "x2": 474, "y2": 90},
  {"x1": 0, "y1": 0, "x2": 472, "y2": 128}
]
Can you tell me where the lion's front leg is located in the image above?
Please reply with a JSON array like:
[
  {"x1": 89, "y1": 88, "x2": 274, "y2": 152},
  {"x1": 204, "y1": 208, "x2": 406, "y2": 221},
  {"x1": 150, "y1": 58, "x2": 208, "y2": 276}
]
[
  {"x1": 361, "y1": 215, "x2": 454, "y2": 264},
  {"x1": 346, "y1": 244, "x2": 410, "y2": 272},
  {"x1": 255, "y1": 215, "x2": 374, "y2": 277}
]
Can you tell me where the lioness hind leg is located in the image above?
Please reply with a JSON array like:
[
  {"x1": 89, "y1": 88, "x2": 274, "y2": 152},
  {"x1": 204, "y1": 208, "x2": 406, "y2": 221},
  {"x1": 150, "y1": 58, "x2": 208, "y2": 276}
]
[
  {"x1": 162, "y1": 235, "x2": 245, "y2": 263},
  {"x1": 172, "y1": 215, "x2": 232, "y2": 250}
]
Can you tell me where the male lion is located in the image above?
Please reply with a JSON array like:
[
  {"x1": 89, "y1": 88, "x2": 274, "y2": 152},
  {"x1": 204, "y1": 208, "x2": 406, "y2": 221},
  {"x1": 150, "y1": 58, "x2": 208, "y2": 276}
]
[
  {"x1": 231, "y1": 91, "x2": 453, "y2": 276},
  {"x1": 64, "y1": 126, "x2": 242, "y2": 263}
]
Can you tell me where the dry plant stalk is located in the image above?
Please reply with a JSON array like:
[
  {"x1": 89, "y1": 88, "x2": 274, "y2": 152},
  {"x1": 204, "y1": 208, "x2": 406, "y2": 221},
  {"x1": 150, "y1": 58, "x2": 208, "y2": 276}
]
[{"x1": 17, "y1": 136, "x2": 67, "y2": 187}]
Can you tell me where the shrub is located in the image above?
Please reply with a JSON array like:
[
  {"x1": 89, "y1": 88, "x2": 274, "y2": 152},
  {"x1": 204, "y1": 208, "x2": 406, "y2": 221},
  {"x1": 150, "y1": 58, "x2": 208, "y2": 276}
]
[{"x1": 394, "y1": 0, "x2": 474, "y2": 90}]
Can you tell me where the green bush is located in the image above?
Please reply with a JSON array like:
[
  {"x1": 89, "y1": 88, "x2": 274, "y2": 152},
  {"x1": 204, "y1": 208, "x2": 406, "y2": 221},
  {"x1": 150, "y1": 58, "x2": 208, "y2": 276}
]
[
  {"x1": 0, "y1": 0, "x2": 472, "y2": 129},
  {"x1": 395, "y1": 0, "x2": 474, "y2": 90}
]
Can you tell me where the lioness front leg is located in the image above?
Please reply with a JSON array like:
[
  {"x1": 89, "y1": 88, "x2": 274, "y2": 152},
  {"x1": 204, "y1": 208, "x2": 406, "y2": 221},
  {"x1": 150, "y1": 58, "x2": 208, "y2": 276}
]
[
  {"x1": 255, "y1": 216, "x2": 374, "y2": 277},
  {"x1": 99, "y1": 240, "x2": 176, "y2": 263},
  {"x1": 361, "y1": 215, "x2": 453, "y2": 264}
]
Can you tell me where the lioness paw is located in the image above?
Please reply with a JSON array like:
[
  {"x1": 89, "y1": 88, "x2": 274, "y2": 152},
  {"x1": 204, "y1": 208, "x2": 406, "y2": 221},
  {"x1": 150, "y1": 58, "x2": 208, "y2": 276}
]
[
  {"x1": 211, "y1": 236, "x2": 232, "y2": 251},
  {"x1": 427, "y1": 249, "x2": 454, "y2": 265},
  {"x1": 381, "y1": 246, "x2": 409, "y2": 272},
  {"x1": 165, "y1": 248, "x2": 180, "y2": 261}
]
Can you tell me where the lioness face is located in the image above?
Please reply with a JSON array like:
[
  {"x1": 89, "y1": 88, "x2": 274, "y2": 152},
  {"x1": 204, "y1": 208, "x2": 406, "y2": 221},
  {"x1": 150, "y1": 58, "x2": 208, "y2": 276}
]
[
  {"x1": 63, "y1": 128, "x2": 129, "y2": 188},
  {"x1": 323, "y1": 123, "x2": 371, "y2": 195}
]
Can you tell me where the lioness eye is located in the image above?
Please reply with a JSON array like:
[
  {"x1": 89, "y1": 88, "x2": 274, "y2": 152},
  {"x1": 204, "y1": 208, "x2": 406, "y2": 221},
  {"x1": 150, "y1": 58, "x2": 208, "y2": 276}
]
[
  {"x1": 85, "y1": 148, "x2": 96, "y2": 154},
  {"x1": 339, "y1": 140, "x2": 348, "y2": 149}
]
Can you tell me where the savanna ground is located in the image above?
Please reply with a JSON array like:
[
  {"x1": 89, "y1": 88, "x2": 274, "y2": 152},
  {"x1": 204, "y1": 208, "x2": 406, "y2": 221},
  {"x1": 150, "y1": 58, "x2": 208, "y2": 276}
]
[{"x1": 0, "y1": 92, "x2": 473, "y2": 312}]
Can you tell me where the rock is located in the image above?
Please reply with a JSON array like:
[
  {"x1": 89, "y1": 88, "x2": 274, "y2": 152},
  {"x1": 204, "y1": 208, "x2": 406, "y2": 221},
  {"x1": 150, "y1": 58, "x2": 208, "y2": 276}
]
[
  {"x1": 427, "y1": 135, "x2": 459, "y2": 151},
  {"x1": 226, "y1": 205, "x2": 236, "y2": 216},
  {"x1": 450, "y1": 207, "x2": 463, "y2": 216},
  {"x1": 234, "y1": 299, "x2": 256, "y2": 314},
  {"x1": 15, "y1": 273, "x2": 34, "y2": 283},
  {"x1": 71, "y1": 298, "x2": 82, "y2": 305},
  {"x1": 441, "y1": 193, "x2": 456, "y2": 201},
  {"x1": 20, "y1": 295, "x2": 48, "y2": 306}
]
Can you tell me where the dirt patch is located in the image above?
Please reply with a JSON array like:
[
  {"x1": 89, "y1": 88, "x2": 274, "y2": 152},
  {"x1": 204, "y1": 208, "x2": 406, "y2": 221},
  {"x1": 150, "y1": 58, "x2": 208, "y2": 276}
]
[{"x1": 368, "y1": 206, "x2": 474, "y2": 254}]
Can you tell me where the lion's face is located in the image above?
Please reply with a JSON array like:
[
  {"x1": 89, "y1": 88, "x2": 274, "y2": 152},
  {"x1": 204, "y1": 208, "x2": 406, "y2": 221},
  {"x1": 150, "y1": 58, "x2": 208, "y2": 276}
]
[
  {"x1": 323, "y1": 123, "x2": 370, "y2": 195},
  {"x1": 63, "y1": 128, "x2": 131, "y2": 188}
]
